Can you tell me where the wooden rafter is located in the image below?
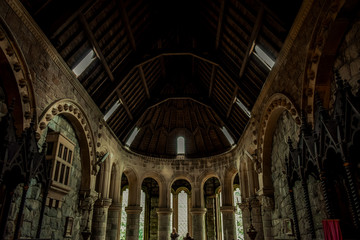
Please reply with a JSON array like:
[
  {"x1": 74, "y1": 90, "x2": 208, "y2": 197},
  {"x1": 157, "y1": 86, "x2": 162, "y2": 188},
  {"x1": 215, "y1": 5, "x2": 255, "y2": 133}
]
[
  {"x1": 138, "y1": 66, "x2": 150, "y2": 99},
  {"x1": 79, "y1": 13, "x2": 133, "y2": 120},
  {"x1": 209, "y1": 65, "x2": 217, "y2": 97},
  {"x1": 215, "y1": 0, "x2": 226, "y2": 50},
  {"x1": 118, "y1": 0, "x2": 136, "y2": 50},
  {"x1": 239, "y1": 6, "x2": 264, "y2": 78},
  {"x1": 226, "y1": 86, "x2": 238, "y2": 118}
]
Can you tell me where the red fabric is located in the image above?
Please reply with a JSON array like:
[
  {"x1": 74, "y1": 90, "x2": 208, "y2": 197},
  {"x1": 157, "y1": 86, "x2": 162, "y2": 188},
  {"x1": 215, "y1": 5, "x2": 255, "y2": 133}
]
[{"x1": 322, "y1": 219, "x2": 343, "y2": 240}]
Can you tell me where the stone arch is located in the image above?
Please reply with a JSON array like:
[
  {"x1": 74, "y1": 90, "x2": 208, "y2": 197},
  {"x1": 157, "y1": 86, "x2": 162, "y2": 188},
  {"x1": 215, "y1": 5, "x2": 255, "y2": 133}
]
[
  {"x1": 141, "y1": 171, "x2": 167, "y2": 207},
  {"x1": 303, "y1": 0, "x2": 359, "y2": 123},
  {"x1": 123, "y1": 167, "x2": 140, "y2": 206},
  {"x1": 37, "y1": 99, "x2": 96, "y2": 190},
  {"x1": 0, "y1": 18, "x2": 36, "y2": 131},
  {"x1": 170, "y1": 174, "x2": 194, "y2": 189},
  {"x1": 198, "y1": 171, "x2": 221, "y2": 208},
  {"x1": 109, "y1": 162, "x2": 121, "y2": 202},
  {"x1": 222, "y1": 166, "x2": 239, "y2": 206},
  {"x1": 258, "y1": 93, "x2": 300, "y2": 196}
]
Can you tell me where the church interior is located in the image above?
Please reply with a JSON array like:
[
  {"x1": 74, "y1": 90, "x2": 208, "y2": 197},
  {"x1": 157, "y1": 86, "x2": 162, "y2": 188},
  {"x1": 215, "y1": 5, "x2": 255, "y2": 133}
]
[{"x1": 1, "y1": 0, "x2": 360, "y2": 239}]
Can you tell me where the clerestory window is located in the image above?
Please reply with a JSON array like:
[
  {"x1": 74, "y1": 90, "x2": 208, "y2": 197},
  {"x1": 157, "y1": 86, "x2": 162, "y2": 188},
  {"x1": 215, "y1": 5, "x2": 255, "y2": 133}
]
[
  {"x1": 177, "y1": 136, "x2": 185, "y2": 155},
  {"x1": 72, "y1": 49, "x2": 96, "y2": 77}
]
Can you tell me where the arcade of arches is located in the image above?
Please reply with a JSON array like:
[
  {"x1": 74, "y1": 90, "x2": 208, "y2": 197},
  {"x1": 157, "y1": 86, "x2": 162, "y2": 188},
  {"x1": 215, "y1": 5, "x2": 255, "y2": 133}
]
[{"x1": 1, "y1": 0, "x2": 360, "y2": 239}]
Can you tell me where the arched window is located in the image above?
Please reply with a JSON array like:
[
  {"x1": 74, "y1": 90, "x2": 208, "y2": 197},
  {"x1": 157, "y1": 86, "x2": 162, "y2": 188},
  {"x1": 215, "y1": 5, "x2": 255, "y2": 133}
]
[
  {"x1": 139, "y1": 190, "x2": 145, "y2": 239},
  {"x1": 178, "y1": 190, "x2": 188, "y2": 238},
  {"x1": 234, "y1": 187, "x2": 244, "y2": 240},
  {"x1": 177, "y1": 137, "x2": 185, "y2": 154},
  {"x1": 120, "y1": 188, "x2": 129, "y2": 240}
]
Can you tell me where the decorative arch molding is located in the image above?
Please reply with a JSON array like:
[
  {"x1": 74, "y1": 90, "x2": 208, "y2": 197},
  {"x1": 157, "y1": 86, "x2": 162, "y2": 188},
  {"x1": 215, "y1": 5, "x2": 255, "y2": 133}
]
[
  {"x1": 257, "y1": 93, "x2": 300, "y2": 195},
  {"x1": 37, "y1": 99, "x2": 96, "y2": 189},
  {"x1": 199, "y1": 171, "x2": 222, "y2": 188},
  {"x1": 0, "y1": 17, "x2": 36, "y2": 130},
  {"x1": 303, "y1": 0, "x2": 349, "y2": 124}
]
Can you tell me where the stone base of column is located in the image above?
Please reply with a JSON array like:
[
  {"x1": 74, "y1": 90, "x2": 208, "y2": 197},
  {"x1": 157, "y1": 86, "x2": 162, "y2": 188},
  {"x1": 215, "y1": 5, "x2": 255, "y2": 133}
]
[
  {"x1": 157, "y1": 208, "x2": 172, "y2": 239},
  {"x1": 221, "y1": 206, "x2": 236, "y2": 240},
  {"x1": 106, "y1": 203, "x2": 122, "y2": 240},
  {"x1": 92, "y1": 198, "x2": 112, "y2": 240},
  {"x1": 190, "y1": 208, "x2": 207, "y2": 240},
  {"x1": 125, "y1": 206, "x2": 142, "y2": 240}
]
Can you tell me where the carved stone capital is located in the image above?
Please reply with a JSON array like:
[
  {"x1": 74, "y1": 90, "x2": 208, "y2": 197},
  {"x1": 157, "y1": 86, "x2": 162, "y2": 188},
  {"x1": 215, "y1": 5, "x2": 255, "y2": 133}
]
[{"x1": 259, "y1": 195, "x2": 274, "y2": 210}]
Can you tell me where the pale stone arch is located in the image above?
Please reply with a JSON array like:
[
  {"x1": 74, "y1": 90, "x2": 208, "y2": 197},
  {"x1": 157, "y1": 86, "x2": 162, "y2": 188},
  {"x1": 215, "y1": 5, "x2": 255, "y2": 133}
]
[
  {"x1": 0, "y1": 17, "x2": 36, "y2": 131},
  {"x1": 198, "y1": 171, "x2": 222, "y2": 208},
  {"x1": 140, "y1": 171, "x2": 167, "y2": 207},
  {"x1": 123, "y1": 167, "x2": 140, "y2": 206},
  {"x1": 303, "y1": 0, "x2": 357, "y2": 124},
  {"x1": 257, "y1": 93, "x2": 300, "y2": 196},
  {"x1": 222, "y1": 166, "x2": 238, "y2": 206},
  {"x1": 170, "y1": 174, "x2": 194, "y2": 189},
  {"x1": 37, "y1": 99, "x2": 96, "y2": 190}
]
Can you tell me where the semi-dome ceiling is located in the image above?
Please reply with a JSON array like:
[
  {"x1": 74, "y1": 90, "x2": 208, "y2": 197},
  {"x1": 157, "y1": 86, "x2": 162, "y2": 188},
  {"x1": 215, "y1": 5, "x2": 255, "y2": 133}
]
[
  {"x1": 20, "y1": 0, "x2": 303, "y2": 157},
  {"x1": 127, "y1": 98, "x2": 234, "y2": 158}
]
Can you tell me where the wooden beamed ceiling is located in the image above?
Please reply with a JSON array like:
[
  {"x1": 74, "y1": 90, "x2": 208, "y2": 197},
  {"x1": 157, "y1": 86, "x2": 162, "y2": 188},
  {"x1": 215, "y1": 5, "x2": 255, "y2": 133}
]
[{"x1": 21, "y1": 0, "x2": 303, "y2": 157}]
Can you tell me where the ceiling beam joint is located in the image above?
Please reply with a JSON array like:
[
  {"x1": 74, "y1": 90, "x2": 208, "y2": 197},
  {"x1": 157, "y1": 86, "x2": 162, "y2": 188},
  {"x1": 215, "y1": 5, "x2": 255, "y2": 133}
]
[
  {"x1": 226, "y1": 86, "x2": 238, "y2": 118},
  {"x1": 239, "y1": 6, "x2": 264, "y2": 79},
  {"x1": 139, "y1": 66, "x2": 150, "y2": 99},
  {"x1": 79, "y1": 13, "x2": 133, "y2": 120}
]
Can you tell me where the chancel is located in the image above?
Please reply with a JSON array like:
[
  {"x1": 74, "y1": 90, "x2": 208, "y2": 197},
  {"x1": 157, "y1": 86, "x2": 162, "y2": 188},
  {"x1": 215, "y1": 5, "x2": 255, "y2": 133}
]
[{"x1": 0, "y1": 0, "x2": 360, "y2": 239}]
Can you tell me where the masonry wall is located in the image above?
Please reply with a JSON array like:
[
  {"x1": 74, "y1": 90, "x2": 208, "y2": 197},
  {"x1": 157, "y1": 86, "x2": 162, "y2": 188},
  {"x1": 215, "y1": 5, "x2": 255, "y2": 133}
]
[{"x1": 4, "y1": 115, "x2": 82, "y2": 240}]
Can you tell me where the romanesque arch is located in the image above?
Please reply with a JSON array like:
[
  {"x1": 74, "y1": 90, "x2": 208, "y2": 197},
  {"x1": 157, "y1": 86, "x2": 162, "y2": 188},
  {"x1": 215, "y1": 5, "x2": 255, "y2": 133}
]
[
  {"x1": 257, "y1": 93, "x2": 300, "y2": 195},
  {"x1": 140, "y1": 171, "x2": 166, "y2": 207},
  {"x1": 222, "y1": 166, "x2": 239, "y2": 206},
  {"x1": 37, "y1": 99, "x2": 96, "y2": 190},
  {"x1": 303, "y1": 0, "x2": 359, "y2": 123},
  {"x1": 123, "y1": 167, "x2": 139, "y2": 206},
  {"x1": 0, "y1": 17, "x2": 36, "y2": 132}
]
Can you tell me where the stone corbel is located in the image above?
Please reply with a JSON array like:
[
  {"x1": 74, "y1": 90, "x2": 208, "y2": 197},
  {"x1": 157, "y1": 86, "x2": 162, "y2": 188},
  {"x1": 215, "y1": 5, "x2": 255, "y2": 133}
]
[{"x1": 259, "y1": 195, "x2": 274, "y2": 211}]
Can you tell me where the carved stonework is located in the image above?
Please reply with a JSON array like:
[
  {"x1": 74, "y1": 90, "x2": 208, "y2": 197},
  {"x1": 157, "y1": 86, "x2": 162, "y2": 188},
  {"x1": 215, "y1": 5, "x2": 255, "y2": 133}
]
[{"x1": 259, "y1": 195, "x2": 274, "y2": 211}]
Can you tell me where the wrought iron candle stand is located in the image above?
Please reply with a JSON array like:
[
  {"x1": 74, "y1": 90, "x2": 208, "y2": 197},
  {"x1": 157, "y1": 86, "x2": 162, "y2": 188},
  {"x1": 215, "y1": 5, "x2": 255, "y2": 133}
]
[{"x1": 246, "y1": 196, "x2": 258, "y2": 240}]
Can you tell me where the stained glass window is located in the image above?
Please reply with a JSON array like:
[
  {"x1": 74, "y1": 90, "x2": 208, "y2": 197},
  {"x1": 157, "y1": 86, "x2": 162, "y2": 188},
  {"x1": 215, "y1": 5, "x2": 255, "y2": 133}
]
[
  {"x1": 120, "y1": 188, "x2": 128, "y2": 240},
  {"x1": 178, "y1": 190, "x2": 188, "y2": 238}
]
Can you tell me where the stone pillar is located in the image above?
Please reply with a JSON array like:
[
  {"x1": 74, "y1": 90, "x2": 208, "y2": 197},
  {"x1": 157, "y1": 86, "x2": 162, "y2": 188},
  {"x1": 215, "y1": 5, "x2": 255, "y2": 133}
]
[
  {"x1": 259, "y1": 195, "x2": 274, "y2": 240},
  {"x1": 157, "y1": 208, "x2": 172, "y2": 239},
  {"x1": 125, "y1": 206, "x2": 142, "y2": 240},
  {"x1": 190, "y1": 208, "x2": 207, "y2": 240},
  {"x1": 106, "y1": 203, "x2": 122, "y2": 240},
  {"x1": 220, "y1": 206, "x2": 236, "y2": 240},
  {"x1": 205, "y1": 196, "x2": 216, "y2": 240},
  {"x1": 91, "y1": 198, "x2": 112, "y2": 240}
]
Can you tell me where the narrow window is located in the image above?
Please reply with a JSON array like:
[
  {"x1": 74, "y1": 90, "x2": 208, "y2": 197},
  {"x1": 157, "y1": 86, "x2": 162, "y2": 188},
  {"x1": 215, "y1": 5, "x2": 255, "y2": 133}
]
[
  {"x1": 253, "y1": 44, "x2": 275, "y2": 70},
  {"x1": 178, "y1": 190, "x2": 188, "y2": 238},
  {"x1": 72, "y1": 49, "x2": 96, "y2": 77},
  {"x1": 125, "y1": 127, "x2": 140, "y2": 147},
  {"x1": 221, "y1": 126, "x2": 235, "y2": 145},
  {"x1": 103, "y1": 99, "x2": 122, "y2": 121},
  {"x1": 177, "y1": 136, "x2": 185, "y2": 155},
  {"x1": 120, "y1": 188, "x2": 129, "y2": 240},
  {"x1": 234, "y1": 187, "x2": 244, "y2": 240},
  {"x1": 235, "y1": 97, "x2": 251, "y2": 118},
  {"x1": 139, "y1": 190, "x2": 146, "y2": 239}
]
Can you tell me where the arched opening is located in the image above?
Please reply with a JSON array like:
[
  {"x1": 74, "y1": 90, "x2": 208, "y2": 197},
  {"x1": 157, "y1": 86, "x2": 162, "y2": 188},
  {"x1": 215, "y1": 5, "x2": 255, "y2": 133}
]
[
  {"x1": 233, "y1": 173, "x2": 244, "y2": 240},
  {"x1": 177, "y1": 136, "x2": 185, "y2": 155},
  {"x1": 203, "y1": 176, "x2": 222, "y2": 240},
  {"x1": 171, "y1": 179, "x2": 192, "y2": 238},
  {"x1": 120, "y1": 173, "x2": 129, "y2": 240},
  {"x1": 141, "y1": 177, "x2": 160, "y2": 240}
]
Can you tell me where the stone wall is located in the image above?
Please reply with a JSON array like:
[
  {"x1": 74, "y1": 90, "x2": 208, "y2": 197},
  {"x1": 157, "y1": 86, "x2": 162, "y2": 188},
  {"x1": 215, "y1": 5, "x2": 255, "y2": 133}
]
[
  {"x1": 4, "y1": 115, "x2": 82, "y2": 240},
  {"x1": 271, "y1": 111, "x2": 298, "y2": 239},
  {"x1": 149, "y1": 197, "x2": 158, "y2": 240}
]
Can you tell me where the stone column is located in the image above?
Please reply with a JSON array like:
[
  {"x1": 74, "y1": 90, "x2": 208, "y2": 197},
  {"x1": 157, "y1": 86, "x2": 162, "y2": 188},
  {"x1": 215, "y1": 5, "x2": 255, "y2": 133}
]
[
  {"x1": 106, "y1": 203, "x2": 122, "y2": 240},
  {"x1": 125, "y1": 206, "x2": 142, "y2": 240},
  {"x1": 157, "y1": 208, "x2": 172, "y2": 239},
  {"x1": 259, "y1": 195, "x2": 274, "y2": 240},
  {"x1": 190, "y1": 208, "x2": 207, "y2": 240},
  {"x1": 91, "y1": 198, "x2": 112, "y2": 240},
  {"x1": 220, "y1": 206, "x2": 236, "y2": 240}
]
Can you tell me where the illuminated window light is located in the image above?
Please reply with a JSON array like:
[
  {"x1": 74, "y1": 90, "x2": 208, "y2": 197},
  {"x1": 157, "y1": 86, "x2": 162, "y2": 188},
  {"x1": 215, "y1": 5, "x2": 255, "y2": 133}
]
[
  {"x1": 177, "y1": 136, "x2": 185, "y2": 155},
  {"x1": 103, "y1": 100, "x2": 121, "y2": 121},
  {"x1": 221, "y1": 126, "x2": 234, "y2": 145},
  {"x1": 253, "y1": 45, "x2": 275, "y2": 70},
  {"x1": 235, "y1": 97, "x2": 251, "y2": 118},
  {"x1": 126, "y1": 127, "x2": 140, "y2": 147},
  {"x1": 72, "y1": 49, "x2": 96, "y2": 77}
]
